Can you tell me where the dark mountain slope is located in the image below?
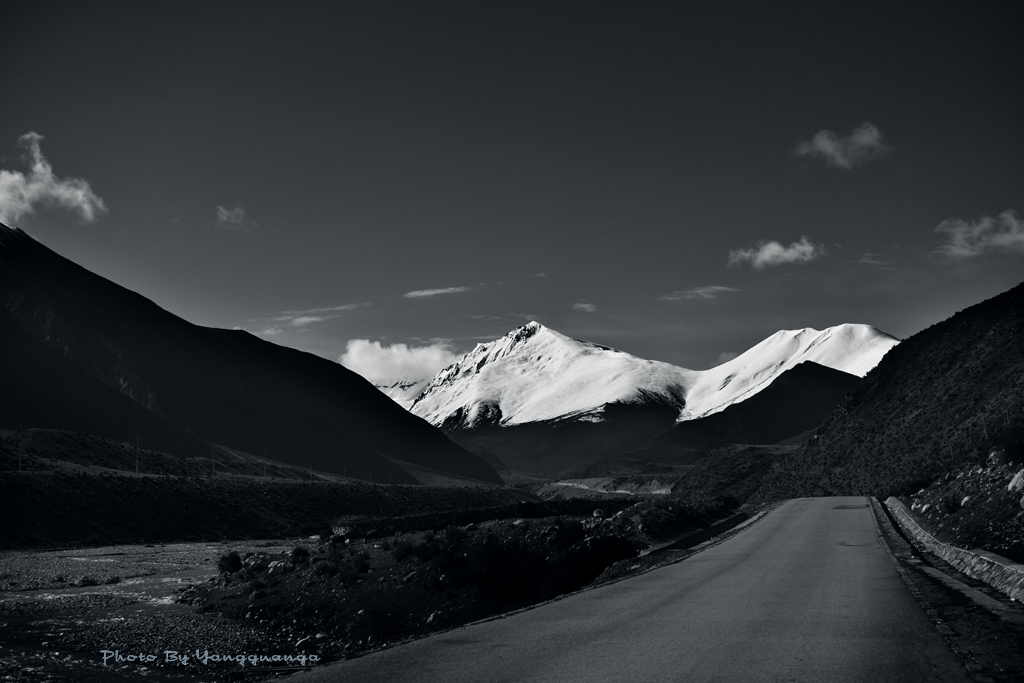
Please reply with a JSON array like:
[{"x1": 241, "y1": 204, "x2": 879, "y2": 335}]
[
  {"x1": 448, "y1": 396, "x2": 683, "y2": 479},
  {"x1": 752, "y1": 281, "x2": 1024, "y2": 501},
  {"x1": 0, "y1": 224, "x2": 501, "y2": 484},
  {"x1": 448, "y1": 362, "x2": 859, "y2": 479},
  {"x1": 609, "y1": 361, "x2": 861, "y2": 469}
]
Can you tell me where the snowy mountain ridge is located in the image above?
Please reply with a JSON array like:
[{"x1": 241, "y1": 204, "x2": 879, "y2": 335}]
[
  {"x1": 408, "y1": 321, "x2": 899, "y2": 430},
  {"x1": 373, "y1": 379, "x2": 431, "y2": 410},
  {"x1": 677, "y1": 323, "x2": 898, "y2": 420}
]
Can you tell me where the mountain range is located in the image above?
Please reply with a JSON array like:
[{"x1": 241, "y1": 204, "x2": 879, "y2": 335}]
[
  {"x1": 0, "y1": 223, "x2": 501, "y2": 485},
  {"x1": 1, "y1": 219, "x2": 917, "y2": 486},
  {"x1": 399, "y1": 321, "x2": 898, "y2": 477}
]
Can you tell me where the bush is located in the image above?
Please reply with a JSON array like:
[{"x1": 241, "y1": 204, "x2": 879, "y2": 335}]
[
  {"x1": 413, "y1": 538, "x2": 442, "y2": 562},
  {"x1": 218, "y1": 551, "x2": 243, "y2": 574},
  {"x1": 312, "y1": 560, "x2": 339, "y2": 577},
  {"x1": 444, "y1": 525, "x2": 467, "y2": 546},
  {"x1": 391, "y1": 539, "x2": 414, "y2": 562},
  {"x1": 552, "y1": 519, "x2": 585, "y2": 549},
  {"x1": 361, "y1": 589, "x2": 407, "y2": 642},
  {"x1": 940, "y1": 494, "x2": 962, "y2": 514}
]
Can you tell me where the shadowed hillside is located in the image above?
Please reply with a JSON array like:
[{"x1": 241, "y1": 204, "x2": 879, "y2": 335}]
[
  {"x1": 0, "y1": 224, "x2": 501, "y2": 484},
  {"x1": 600, "y1": 361, "x2": 860, "y2": 472},
  {"x1": 752, "y1": 281, "x2": 1024, "y2": 501},
  {"x1": 449, "y1": 397, "x2": 682, "y2": 479}
]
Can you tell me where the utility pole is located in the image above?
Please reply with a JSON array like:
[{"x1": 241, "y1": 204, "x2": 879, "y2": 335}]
[{"x1": 135, "y1": 435, "x2": 140, "y2": 474}]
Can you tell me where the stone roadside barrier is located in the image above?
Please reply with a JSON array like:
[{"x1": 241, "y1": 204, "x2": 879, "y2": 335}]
[{"x1": 885, "y1": 496, "x2": 1024, "y2": 602}]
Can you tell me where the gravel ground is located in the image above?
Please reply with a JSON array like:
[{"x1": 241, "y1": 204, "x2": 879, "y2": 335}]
[
  {"x1": 899, "y1": 463, "x2": 1024, "y2": 563},
  {"x1": 0, "y1": 539, "x2": 310, "y2": 682}
]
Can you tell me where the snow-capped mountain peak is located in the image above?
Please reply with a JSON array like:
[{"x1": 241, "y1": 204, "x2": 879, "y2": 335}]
[
  {"x1": 408, "y1": 322, "x2": 899, "y2": 431},
  {"x1": 678, "y1": 323, "x2": 899, "y2": 420},
  {"x1": 411, "y1": 323, "x2": 696, "y2": 428},
  {"x1": 373, "y1": 379, "x2": 430, "y2": 410}
]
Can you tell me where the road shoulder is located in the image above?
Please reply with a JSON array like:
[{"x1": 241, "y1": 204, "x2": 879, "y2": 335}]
[{"x1": 870, "y1": 497, "x2": 1024, "y2": 683}]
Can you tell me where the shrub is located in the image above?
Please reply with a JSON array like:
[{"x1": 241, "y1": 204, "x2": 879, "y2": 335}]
[
  {"x1": 391, "y1": 539, "x2": 414, "y2": 562},
  {"x1": 551, "y1": 519, "x2": 585, "y2": 549},
  {"x1": 359, "y1": 589, "x2": 408, "y2": 642},
  {"x1": 444, "y1": 525, "x2": 467, "y2": 546},
  {"x1": 413, "y1": 537, "x2": 442, "y2": 562},
  {"x1": 940, "y1": 494, "x2": 961, "y2": 515},
  {"x1": 218, "y1": 551, "x2": 243, "y2": 574},
  {"x1": 312, "y1": 560, "x2": 339, "y2": 577}
]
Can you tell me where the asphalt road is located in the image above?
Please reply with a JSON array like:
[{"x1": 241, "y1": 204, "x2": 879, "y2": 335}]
[{"x1": 296, "y1": 497, "x2": 970, "y2": 683}]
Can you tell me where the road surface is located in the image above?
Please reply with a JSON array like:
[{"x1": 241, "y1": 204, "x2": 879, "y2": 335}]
[{"x1": 296, "y1": 497, "x2": 969, "y2": 683}]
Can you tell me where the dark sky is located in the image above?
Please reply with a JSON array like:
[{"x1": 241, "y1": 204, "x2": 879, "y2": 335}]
[{"x1": 2, "y1": 1, "x2": 1021, "y2": 381}]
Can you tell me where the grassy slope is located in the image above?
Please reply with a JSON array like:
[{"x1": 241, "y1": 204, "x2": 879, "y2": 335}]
[{"x1": 752, "y1": 281, "x2": 1024, "y2": 502}]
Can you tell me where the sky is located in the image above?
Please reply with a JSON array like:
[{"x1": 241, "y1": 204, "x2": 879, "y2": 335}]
[{"x1": 2, "y1": 1, "x2": 1022, "y2": 383}]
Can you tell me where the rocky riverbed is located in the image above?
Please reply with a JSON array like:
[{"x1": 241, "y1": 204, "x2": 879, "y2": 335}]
[{"x1": 0, "y1": 539, "x2": 306, "y2": 682}]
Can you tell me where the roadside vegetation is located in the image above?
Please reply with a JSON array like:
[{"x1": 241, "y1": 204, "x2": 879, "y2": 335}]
[{"x1": 183, "y1": 496, "x2": 738, "y2": 663}]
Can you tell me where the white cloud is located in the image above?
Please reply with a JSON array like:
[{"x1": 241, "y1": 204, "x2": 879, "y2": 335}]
[
  {"x1": 0, "y1": 132, "x2": 107, "y2": 224},
  {"x1": 853, "y1": 253, "x2": 893, "y2": 267},
  {"x1": 283, "y1": 303, "x2": 367, "y2": 315},
  {"x1": 571, "y1": 302, "x2": 598, "y2": 312},
  {"x1": 268, "y1": 302, "x2": 369, "y2": 327},
  {"x1": 716, "y1": 351, "x2": 738, "y2": 364},
  {"x1": 660, "y1": 286, "x2": 739, "y2": 301},
  {"x1": 339, "y1": 339, "x2": 461, "y2": 383},
  {"x1": 934, "y1": 209, "x2": 1024, "y2": 258},
  {"x1": 257, "y1": 327, "x2": 282, "y2": 336},
  {"x1": 403, "y1": 286, "x2": 471, "y2": 298},
  {"x1": 215, "y1": 204, "x2": 256, "y2": 232},
  {"x1": 795, "y1": 122, "x2": 889, "y2": 170},
  {"x1": 728, "y1": 236, "x2": 825, "y2": 269},
  {"x1": 531, "y1": 272, "x2": 547, "y2": 278},
  {"x1": 289, "y1": 316, "x2": 326, "y2": 327}
]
